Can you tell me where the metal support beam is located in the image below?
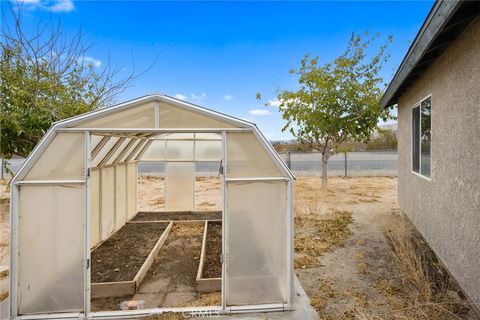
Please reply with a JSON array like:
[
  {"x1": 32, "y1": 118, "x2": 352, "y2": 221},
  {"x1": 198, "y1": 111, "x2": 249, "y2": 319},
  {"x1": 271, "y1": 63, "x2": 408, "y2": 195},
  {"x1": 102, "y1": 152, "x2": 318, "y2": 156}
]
[
  {"x1": 15, "y1": 180, "x2": 85, "y2": 185},
  {"x1": 56, "y1": 128, "x2": 252, "y2": 133},
  {"x1": 98, "y1": 138, "x2": 126, "y2": 167}
]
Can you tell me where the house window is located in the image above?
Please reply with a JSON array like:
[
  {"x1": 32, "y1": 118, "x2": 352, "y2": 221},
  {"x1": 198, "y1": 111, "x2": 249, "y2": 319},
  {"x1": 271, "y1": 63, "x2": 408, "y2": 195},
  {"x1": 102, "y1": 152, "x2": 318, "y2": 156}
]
[{"x1": 412, "y1": 96, "x2": 431, "y2": 178}]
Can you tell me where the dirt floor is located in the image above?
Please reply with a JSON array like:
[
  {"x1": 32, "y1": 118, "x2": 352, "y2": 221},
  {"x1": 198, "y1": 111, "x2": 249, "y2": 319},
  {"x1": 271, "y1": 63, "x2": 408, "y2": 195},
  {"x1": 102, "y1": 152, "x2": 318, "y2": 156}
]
[
  {"x1": 92, "y1": 223, "x2": 208, "y2": 311},
  {"x1": 138, "y1": 175, "x2": 221, "y2": 212},
  {"x1": 137, "y1": 223, "x2": 208, "y2": 308},
  {"x1": 202, "y1": 221, "x2": 222, "y2": 279},
  {"x1": 133, "y1": 211, "x2": 221, "y2": 221},
  {"x1": 2, "y1": 176, "x2": 478, "y2": 319},
  {"x1": 294, "y1": 176, "x2": 477, "y2": 319},
  {"x1": 91, "y1": 223, "x2": 169, "y2": 283}
]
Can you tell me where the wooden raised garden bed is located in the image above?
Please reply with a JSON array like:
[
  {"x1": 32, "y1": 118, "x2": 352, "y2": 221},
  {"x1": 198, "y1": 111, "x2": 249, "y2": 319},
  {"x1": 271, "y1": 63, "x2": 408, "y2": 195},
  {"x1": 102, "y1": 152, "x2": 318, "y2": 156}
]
[
  {"x1": 132, "y1": 210, "x2": 222, "y2": 222},
  {"x1": 196, "y1": 221, "x2": 222, "y2": 292},
  {"x1": 91, "y1": 221, "x2": 173, "y2": 298}
]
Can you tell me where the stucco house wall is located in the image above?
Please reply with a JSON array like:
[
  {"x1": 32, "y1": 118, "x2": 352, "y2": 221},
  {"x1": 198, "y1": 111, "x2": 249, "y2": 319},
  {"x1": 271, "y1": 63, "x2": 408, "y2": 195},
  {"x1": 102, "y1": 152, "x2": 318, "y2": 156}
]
[{"x1": 397, "y1": 16, "x2": 480, "y2": 308}]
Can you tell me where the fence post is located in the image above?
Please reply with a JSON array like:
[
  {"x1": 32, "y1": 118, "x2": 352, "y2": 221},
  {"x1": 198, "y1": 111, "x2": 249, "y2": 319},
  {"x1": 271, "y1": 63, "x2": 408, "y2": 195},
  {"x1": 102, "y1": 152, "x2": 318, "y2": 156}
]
[{"x1": 344, "y1": 152, "x2": 347, "y2": 177}]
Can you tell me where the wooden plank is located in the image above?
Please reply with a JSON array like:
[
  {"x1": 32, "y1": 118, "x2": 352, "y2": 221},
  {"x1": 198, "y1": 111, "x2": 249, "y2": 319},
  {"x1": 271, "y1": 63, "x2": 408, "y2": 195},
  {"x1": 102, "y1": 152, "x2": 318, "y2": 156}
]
[
  {"x1": 0, "y1": 266, "x2": 8, "y2": 279},
  {"x1": 197, "y1": 278, "x2": 221, "y2": 293},
  {"x1": 127, "y1": 219, "x2": 221, "y2": 224},
  {"x1": 137, "y1": 210, "x2": 222, "y2": 215},
  {"x1": 196, "y1": 221, "x2": 209, "y2": 281},
  {"x1": 196, "y1": 221, "x2": 222, "y2": 293},
  {"x1": 91, "y1": 281, "x2": 135, "y2": 299},
  {"x1": 133, "y1": 221, "x2": 173, "y2": 288}
]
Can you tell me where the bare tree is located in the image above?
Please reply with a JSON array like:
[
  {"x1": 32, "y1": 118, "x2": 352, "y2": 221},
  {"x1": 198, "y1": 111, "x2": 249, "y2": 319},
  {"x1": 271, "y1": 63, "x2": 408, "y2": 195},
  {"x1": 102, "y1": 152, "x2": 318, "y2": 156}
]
[{"x1": 0, "y1": 1, "x2": 155, "y2": 160}]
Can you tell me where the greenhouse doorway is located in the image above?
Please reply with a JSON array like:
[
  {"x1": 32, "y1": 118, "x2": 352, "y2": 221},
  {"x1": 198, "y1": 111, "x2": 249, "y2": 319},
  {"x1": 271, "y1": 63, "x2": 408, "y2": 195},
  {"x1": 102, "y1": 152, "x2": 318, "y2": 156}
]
[{"x1": 89, "y1": 132, "x2": 224, "y2": 312}]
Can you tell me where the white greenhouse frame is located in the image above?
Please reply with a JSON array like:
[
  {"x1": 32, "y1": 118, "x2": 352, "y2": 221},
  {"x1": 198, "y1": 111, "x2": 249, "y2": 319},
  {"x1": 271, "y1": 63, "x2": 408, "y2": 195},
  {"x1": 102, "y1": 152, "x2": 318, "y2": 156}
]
[{"x1": 9, "y1": 94, "x2": 295, "y2": 319}]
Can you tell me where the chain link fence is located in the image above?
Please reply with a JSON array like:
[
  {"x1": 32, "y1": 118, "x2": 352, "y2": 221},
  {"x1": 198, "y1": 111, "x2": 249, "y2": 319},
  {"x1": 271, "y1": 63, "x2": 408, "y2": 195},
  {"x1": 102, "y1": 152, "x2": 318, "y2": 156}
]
[
  {"x1": 1, "y1": 150, "x2": 397, "y2": 179},
  {"x1": 279, "y1": 150, "x2": 397, "y2": 177}
]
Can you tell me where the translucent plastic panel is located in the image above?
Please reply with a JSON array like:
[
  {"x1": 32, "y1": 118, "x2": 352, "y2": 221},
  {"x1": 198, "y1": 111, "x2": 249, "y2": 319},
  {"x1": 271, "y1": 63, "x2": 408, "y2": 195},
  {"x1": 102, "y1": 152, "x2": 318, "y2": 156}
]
[
  {"x1": 115, "y1": 165, "x2": 127, "y2": 227},
  {"x1": 106, "y1": 139, "x2": 131, "y2": 165},
  {"x1": 141, "y1": 140, "x2": 166, "y2": 161},
  {"x1": 25, "y1": 133, "x2": 85, "y2": 180},
  {"x1": 74, "y1": 102, "x2": 156, "y2": 128},
  {"x1": 127, "y1": 163, "x2": 137, "y2": 218},
  {"x1": 226, "y1": 132, "x2": 282, "y2": 178},
  {"x1": 120, "y1": 139, "x2": 141, "y2": 163},
  {"x1": 164, "y1": 133, "x2": 194, "y2": 140},
  {"x1": 160, "y1": 103, "x2": 236, "y2": 128},
  {"x1": 165, "y1": 162, "x2": 194, "y2": 211},
  {"x1": 18, "y1": 185, "x2": 84, "y2": 314},
  {"x1": 91, "y1": 169, "x2": 100, "y2": 247},
  {"x1": 101, "y1": 167, "x2": 115, "y2": 240},
  {"x1": 91, "y1": 137, "x2": 119, "y2": 167},
  {"x1": 195, "y1": 133, "x2": 222, "y2": 140},
  {"x1": 166, "y1": 140, "x2": 194, "y2": 160},
  {"x1": 195, "y1": 141, "x2": 222, "y2": 161},
  {"x1": 91, "y1": 135, "x2": 104, "y2": 152},
  {"x1": 226, "y1": 181, "x2": 287, "y2": 306},
  {"x1": 128, "y1": 140, "x2": 147, "y2": 162}
]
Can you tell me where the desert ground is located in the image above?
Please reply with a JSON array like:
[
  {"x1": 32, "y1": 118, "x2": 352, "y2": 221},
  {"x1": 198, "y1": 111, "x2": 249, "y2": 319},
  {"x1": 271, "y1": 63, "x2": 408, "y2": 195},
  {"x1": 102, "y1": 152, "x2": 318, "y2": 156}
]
[{"x1": 1, "y1": 176, "x2": 477, "y2": 319}]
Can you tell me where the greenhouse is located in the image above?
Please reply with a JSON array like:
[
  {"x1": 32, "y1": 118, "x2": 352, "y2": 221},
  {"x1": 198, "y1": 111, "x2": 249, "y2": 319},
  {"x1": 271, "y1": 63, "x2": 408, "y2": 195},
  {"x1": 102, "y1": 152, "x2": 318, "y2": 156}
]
[{"x1": 9, "y1": 94, "x2": 295, "y2": 319}]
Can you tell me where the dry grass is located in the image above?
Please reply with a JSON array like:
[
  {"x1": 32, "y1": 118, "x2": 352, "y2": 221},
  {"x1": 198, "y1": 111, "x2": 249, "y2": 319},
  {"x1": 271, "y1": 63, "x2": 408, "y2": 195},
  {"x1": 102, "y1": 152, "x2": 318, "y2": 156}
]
[
  {"x1": 183, "y1": 292, "x2": 221, "y2": 307},
  {"x1": 379, "y1": 215, "x2": 473, "y2": 319},
  {"x1": 295, "y1": 208, "x2": 354, "y2": 269}
]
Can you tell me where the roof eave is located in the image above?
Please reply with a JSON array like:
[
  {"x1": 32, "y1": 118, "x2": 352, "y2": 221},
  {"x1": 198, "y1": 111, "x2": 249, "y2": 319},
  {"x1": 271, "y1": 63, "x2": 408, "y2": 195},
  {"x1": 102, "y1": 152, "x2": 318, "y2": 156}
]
[{"x1": 380, "y1": 0, "x2": 463, "y2": 109}]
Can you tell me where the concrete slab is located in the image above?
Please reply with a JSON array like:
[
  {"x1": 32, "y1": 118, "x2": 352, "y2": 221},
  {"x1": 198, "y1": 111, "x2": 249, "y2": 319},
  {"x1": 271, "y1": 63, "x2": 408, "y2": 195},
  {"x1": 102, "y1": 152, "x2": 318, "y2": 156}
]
[
  {"x1": 200, "y1": 276, "x2": 318, "y2": 320},
  {"x1": 176, "y1": 284, "x2": 195, "y2": 292},
  {"x1": 138, "y1": 278, "x2": 170, "y2": 294},
  {"x1": 163, "y1": 292, "x2": 196, "y2": 307},
  {"x1": 131, "y1": 292, "x2": 165, "y2": 308}
]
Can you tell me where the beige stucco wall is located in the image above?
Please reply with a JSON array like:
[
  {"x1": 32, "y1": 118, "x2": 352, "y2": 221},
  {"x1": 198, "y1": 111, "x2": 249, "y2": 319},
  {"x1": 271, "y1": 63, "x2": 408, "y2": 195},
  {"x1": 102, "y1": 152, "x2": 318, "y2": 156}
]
[{"x1": 397, "y1": 17, "x2": 480, "y2": 309}]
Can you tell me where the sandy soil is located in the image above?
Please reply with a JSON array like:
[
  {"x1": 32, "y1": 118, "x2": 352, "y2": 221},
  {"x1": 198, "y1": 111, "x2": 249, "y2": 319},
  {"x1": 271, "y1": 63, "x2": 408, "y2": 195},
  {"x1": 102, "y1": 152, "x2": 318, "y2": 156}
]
[
  {"x1": 294, "y1": 176, "x2": 401, "y2": 318},
  {"x1": 138, "y1": 176, "x2": 221, "y2": 212}
]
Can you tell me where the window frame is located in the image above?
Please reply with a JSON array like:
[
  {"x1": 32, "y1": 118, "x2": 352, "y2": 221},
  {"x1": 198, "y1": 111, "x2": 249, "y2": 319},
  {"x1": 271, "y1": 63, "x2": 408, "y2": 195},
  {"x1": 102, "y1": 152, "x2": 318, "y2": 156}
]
[{"x1": 410, "y1": 94, "x2": 432, "y2": 181}]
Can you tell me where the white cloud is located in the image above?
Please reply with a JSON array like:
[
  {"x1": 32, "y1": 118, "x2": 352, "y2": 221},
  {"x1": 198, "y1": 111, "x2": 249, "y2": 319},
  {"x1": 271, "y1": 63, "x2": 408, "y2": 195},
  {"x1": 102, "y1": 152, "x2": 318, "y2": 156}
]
[
  {"x1": 223, "y1": 95, "x2": 233, "y2": 101},
  {"x1": 48, "y1": 0, "x2": 74, "y2": 12},
  {"x1": 78, "y1": 56, "x2": 102, "y2": 68},
  {"x1": 174, "y1": 94, "x2": 187, "y2": 100},
  {"x1": 18, "y1": 0, "x2": 75, "y2": 12},
  {"x1": 191, "y1": 92, "x2": 206, "y2": 100},
  {"x1": 267, "y1": 98, "x2": 281, "y2": 108},
  {"x1": 248, "y1": 109, "x2": 273, "y2": 116}
]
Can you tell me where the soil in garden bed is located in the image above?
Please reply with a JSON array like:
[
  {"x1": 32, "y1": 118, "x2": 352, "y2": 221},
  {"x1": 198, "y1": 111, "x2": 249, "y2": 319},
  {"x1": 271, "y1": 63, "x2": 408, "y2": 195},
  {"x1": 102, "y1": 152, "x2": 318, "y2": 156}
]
[
  {"x1": 91, "y1": 222, "x2": 169, "y2": 283},
  {"x1": 203, "y1": 222, "x2": 222, "y2": 279},
  {"x1": 142, "y1": 223, "x2": 204, "y2": 288},
  {"x1": 133, "y1": 211, "x2": 222, "y2": 221},
  {"x1": 135, "y1": 222, "x2": 204, "y2": 307}
]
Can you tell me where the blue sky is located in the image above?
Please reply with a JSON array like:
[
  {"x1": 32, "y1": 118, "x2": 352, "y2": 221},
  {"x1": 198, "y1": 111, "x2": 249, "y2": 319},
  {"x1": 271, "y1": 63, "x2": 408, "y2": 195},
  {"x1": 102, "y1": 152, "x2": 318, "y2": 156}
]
[{"x1": 10, "y1": 0, "x2": 433, "y2": 140}]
